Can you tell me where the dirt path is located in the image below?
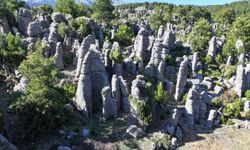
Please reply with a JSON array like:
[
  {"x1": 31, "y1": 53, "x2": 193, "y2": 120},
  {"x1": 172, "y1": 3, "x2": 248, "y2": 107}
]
[{"x1": 179, "y1": 126, "x2": 250, "y2": 150}]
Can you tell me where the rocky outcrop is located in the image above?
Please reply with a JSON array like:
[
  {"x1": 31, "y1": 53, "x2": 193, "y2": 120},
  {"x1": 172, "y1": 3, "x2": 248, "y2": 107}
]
[
  {"x1": 74, "y1": 45, "x2": 111, "y2": 119},
  {"x1": 54, "y1": 42, "x2": 64, "y2": 70},
  {"x1": 192, "y1": 52, "x2": 198, "y2": 76},
  {"x1": 0, "y1": 17, "x2": 10, "y2": 34},
  {"x1": 27, "y1": 20, "x2": 43, "y2": 37},
  {"x1": 75, "y1": 35, "x2": 95, "y2": 77},
  {"x1": 175, "y1": 57, "x2": 188, "y2": 101},
  {"x1": 102, "y1": 86, "x2": 117, "y2": 120},
  {"x1": 235, "y1": 64, "x2": 245, "y2": 98},
  {"x1": 207, "y1": 36, "x2": 217, "y2": 61},
  {"x1": 185, "y1": 85, "x2": 201, "y2": 127},
  {"x1": 18, "y1": 8, "x2": 32, "y2": 35}
]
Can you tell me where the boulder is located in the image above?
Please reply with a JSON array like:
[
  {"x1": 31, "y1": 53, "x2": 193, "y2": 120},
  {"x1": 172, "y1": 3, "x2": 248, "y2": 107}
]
[{"x1": 27, "y1": 20, "x2": 43, "y2": 37}]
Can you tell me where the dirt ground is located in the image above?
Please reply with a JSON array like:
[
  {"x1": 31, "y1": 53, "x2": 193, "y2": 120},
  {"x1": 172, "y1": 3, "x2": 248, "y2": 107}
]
[{"x1": 179, "y1": 125, "x2": 250, "y2": 150}]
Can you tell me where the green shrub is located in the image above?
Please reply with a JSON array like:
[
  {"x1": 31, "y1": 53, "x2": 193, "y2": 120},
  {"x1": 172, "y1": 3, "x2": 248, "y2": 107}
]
[
  {"x1": 205, "y1": 55, "x2": 212, "y2": 64},
  {"x1": 245, "y1": 90, "x2": 250, "y2": 99},
  {"x1": 155, "y1": 82, "x2": 168, "y2": 104},
  {"x1": 63, "y1": 83, "x2": 77, "y2": 98},
  {"x1": 182, "y1": 93, "x2": 188, "y2": 103},
  {"x1": 115, "y1": 25, "x2": 134, "y2": 46},
  {"x1": 11, "y1": 41, "x2": 71, "y2": 139},
  {"x1": 165, "y1": 55, "x2": 177, "y2": 67},
  {"x1": 246, "y1": 110, "x2": 250, "y2": 120},
  {"x1": 155, "y1": 134, "x2": 171, "y2": 149},
  {"x1": 211, "y1": 98, "x2": 223, "y2": 108},
  {"x1": 223, "y1": 98, "x2": 243, "y2": 119},
  {"x1": 129, "y1": 95, "x2": 153, "y2": 124},
  {"x1": 58, "y1": 22, "x2": 69, "y2": 39},
  {"x1": 109, "y1": 49, "x2": 123, "y2": 64},
  {"x1": 224, "y1": 65, "x2": 236, "y2": 79}
]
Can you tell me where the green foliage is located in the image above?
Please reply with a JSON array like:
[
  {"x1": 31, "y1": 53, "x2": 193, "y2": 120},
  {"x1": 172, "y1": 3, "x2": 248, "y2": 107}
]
[
  {"x1": 11, "y1": 41, "x2": 70, "y2": 138},
  {"x1": 54, "y1": 0, "x2": 76, "y2": 15},
  {"x1": 74, "y1": 3, "x2": 90, "y2": 18},
  {"x1": 92, "y1": 0, "x2": 114, "y2": 23},
  {"x1": 245, "y1": 90, "x2": 250, "y2": 99},
  {"x1": 189, "y1": 18, "x2": 212, "y2": 59},
  {"x1": 211, "y1": 98, "x2": 223, "y2": 108},
  {"x1": 63, "y1": 83, "x2": 76, "y2": 98},
  {"x1": 155, "y1": 134, "x2": 171, "y2": 149},
  {"x1": 224, "y1": 65, "x2": 236, "y2": 79},
  {"x1": 129, "y1": 95, "x2": 153, "y2": 125},
  {"x1": 165, "y1": 55, "x2": 177, "y2": 67},
  {"x1": 223, "y1": 98, "x2": 243, "y2": 119},
  {"x1": 75, "y1": 18, "x2": 91, "y2": 40},
  {"x1": 58, "y1": 22, "x2": 69, "y2": 39},
  {"x1": 215, "y1": 8, "x2": 236, "y2": 25},
  {"x1": 115, "y1": 25, "x2": 134, "y2": 46},
  {"x1": 0, "y1": 33, "x2": 26, "y2": 68},
  {"x1": 246, "y1": 110, "x2": 250, "y2": 120},
  {"x1": 38, "y1": 5, "x2": 53, "y2": 15},
  {"x1": 182, "y1": 93, "x2": 188, "y2": 103},
  {"x1": 155, "y1": 82, "x2": 168, "y2": 104},
  {"x1": 109, "y1": 49, "x2": 123, "y2": 64}
]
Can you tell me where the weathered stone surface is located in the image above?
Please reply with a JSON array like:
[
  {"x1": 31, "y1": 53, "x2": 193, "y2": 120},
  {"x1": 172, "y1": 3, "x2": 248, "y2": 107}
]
[
  {"x1": 185, "y1": 85, "x2": 201, "y2": 127},
  {"x1": 18, "y1": 8, "x2": 32, "y2": 35},
  {"x1": 192, "y1": 52, "x2": 198, "y2": 76},
  {"x1": 175, "y1": 57, "x2": 188, "y2": 101},
  {"x1": 52, "y1": 12, "x2": 65, "y2": 23},
  {"x1": 244, "y1": 101, "x2": 250, "y2": 112},
  {"x1": 57, "y1": 146, "x2": 72, "y2": 150},
  {"x1": 207, "y1": 36, "x2": 217, "y2": 60},
  {"x1": 27, "y1": 20, "x2": 43, "y2": 37},
  {"x1": 0, "y1": 134, "x2": 17, "y2": 150},
  {"x1": 102, "y1": 86, "x2": 117, "y2": 120},
  {"x1": 206, "y1": 110, "x2": 217, "y2": 129},
  {"x1": 0, "y1": 17, "x2": 10, "y2": 34},
  {"x1": 235, "y1": 64, "x2": 245, "y2": 98},
  {"x1": 75, "y1": 35, "x2": 95, "y2": 77},
  {"x1": 74, "y1": 45, "x2": 110, "y2": 119},
  {"x1": 162, "y1": 29, "x2": 175, "y2": 50},
  {"x1": 102, "y1": 40, "x2": 112, "y2": 68},
  {"x1": 48, "y1": 22, "x2": 59, "y2": 55},
  {"x1": 126, "y1": 125, "x2": 145, "y2": 139},
  {"x1": 54, "y1": 42, "x2": 64, "y2": 70},
  {"x1": 200, "y1": 91, "x2": 213, "y2": 105},
  {"x1": 13, "y1": 76, "x2": 28, "y2": 93},
  {"x1": 111, "y1": 74, "x2": 121, "y2": 110}
]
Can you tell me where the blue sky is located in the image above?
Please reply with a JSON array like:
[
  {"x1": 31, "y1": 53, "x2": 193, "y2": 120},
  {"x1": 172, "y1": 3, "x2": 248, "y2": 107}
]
[{"x1": 118, "y1": 0, "x2": 241, "y2": 6}]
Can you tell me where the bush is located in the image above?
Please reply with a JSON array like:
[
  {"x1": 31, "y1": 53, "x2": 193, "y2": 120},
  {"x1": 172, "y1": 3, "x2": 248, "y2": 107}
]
[
  {"x1": 11, "y1": 41, "x2": 71, "y2": 139},
  {"x1": 58, "y1": 22, "x2": 69, "y2": 39},
  {"x1": 109, "y1": 49, "x2": 123, "y2": 64},
  {"x1": 115, "y1": 25, "x2": 134, "y2": 46},
  {"x1": 211, "y1": 98, "x2": 223, "y2": 108},
  {"x1": 245, "y1": 90, "x2": 250, "y2": 99},
  {"x1": 223, "y1": 98, "x2": 243, "y2": 119},
  {"x1": 182, "y1": 93, "x2": 188, "y2": 103},
  {"x1": 224, "y1": 65, "x2": 236, "y2": 79},
  {"x1": 155, "y1": 82, "x2": 168, "y2": 104},
  {"x1": 165, "y1": 55, "x2": 177, "y2": 67},
  {"x1": 155, "y1": 134, "x2": 171, "y2": 149}
]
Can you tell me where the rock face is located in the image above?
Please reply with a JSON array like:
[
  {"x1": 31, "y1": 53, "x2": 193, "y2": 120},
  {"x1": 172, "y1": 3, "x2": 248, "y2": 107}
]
[
  {"x1": 244, "y1": 101, "x2": 250, "y2": 112},
  {"x1": 13, "y1": 76, "x2": 28, "y2": 93},
  {"x1": 75, "y1": 35, "x2": 95, "y2": 78},
  {"x1": 0, "y1": 17, "x2": 10, "y2": 34},
  {"x1": 48, "y1": 22, "x2": 59, "y2": 55},
  {"x1": 54, "y1": 42, "x2": 64, "y2": 70},
  {"x1": 18, "y1": 8, "x2": 32, "y2": 35},
  {"x1": 145, "y1": 38, "x2": 166, "y2": 82},
  {"x1": 27, "y1": 20, "x2": 43, "y2": 37},
  {"x1": 134, "y1": 27, "x2": 150, "y2": 72},
  {"x1": 74, "y1": 45, "x2": 111, "y2": 119},
  {"x1": 192, "y1": 52, "x2": 198, "y2": 76},
  {"x1": 102, "y1": 40, "x2": 112, "y2": 68},
  {"x1": 235, "y1": 64, "x2": 245, "y2": 98},
  {"x1": 0, "y1": 134, "x2": 18, "y2": 150},
  {"x1": 206, "y1": 110, "x2": 217, "y2": 129},
  {"x1": 207, "y1": 36, "x2": 217, "y2": 60},
  {"x1": 52, "y1": 12, "x2": 65, "y2": 23},
  {"x1": 175, "y1": 57, "x2": 188, "y2": 101},
  {"x1": 185, "y1": 85, "x2": 201, "y2": 127},
  {"x1": 102, "y1": 86, "x2": 117, "y2": 120},
  {"x1": 162, "y1": 28, "x2": 175, "y2": 50}
]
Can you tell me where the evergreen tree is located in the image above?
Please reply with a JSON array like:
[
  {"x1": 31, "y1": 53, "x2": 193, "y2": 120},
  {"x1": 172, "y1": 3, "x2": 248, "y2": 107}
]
[
  {"x1": 92, "y1": 0, "x2": 115, "y2": 23},
  {"x1": 54, "y1": 0, "x2": 76, "y2": 16}
]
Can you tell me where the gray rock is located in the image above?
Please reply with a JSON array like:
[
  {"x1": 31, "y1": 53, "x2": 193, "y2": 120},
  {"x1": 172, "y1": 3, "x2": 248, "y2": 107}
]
[
  {"x1": 82, "y1": 128, "x2": 90, "y2": 137},
  {"x1": 175, "y1": 127, "x2": 182, "y2": 139},
  {"x1": 214, "y1": 85, "x2": 223, "y2": 95},
  {"x1": 175, "y1": 57, "x2": 188, "y2": 101},
  {"x1": 206, "y1": 110, "x2": 217, "y2": 129},
  {"x1": 52, "y1": 12, "x2": 64, "y2": 23},
  {"x1": 126, "y1": 125, "x2": 145, "y2": 139},
  {"x1": 0, "y1": 134, "x2": 17, "y2": 150},
  {"x1": 57, "y1": 146, "x2": 72, "y2": 150},
  {"x1": 244, "y1": 101, "x2": 250, "y2": 112},
  {"x1": 207, "y1": 36, "x2": 217, "y2": 60},
  {"x1": 13, "y1": 76, "x2": 28, "y2": 93},
  {"x1": 235, "y1": 64, "x2": 245, "y2": 98},
  {"x1": 54, "y1": 42, "x2": 64, "y2": 70},
  {"x1": 244, "y1": 120, "x2": 250, "y2": 129},
  {"x1": 0, "y1": 16, "x2": 10, "y2": 34},
  {"x1": 18, "y1": 8, "x2": 32, "y2": 34},
  {"x1": 192, "y1": 52, "x2": 198, "y2": 76},
  {"x1": 111, "y1": 74, "x2": 121, "y2": 110},
  {"x1": 27, "y1": 20, "x2": 42, "y2": 37},
  {"x1": 75, "y1": 35, "x2": 95, "y2": 78}
]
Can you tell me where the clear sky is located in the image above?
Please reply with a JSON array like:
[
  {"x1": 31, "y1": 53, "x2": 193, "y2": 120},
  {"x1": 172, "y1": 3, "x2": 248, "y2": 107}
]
[{"x1": 118, "y1": 0, "x2": 241, "y2": 6}]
